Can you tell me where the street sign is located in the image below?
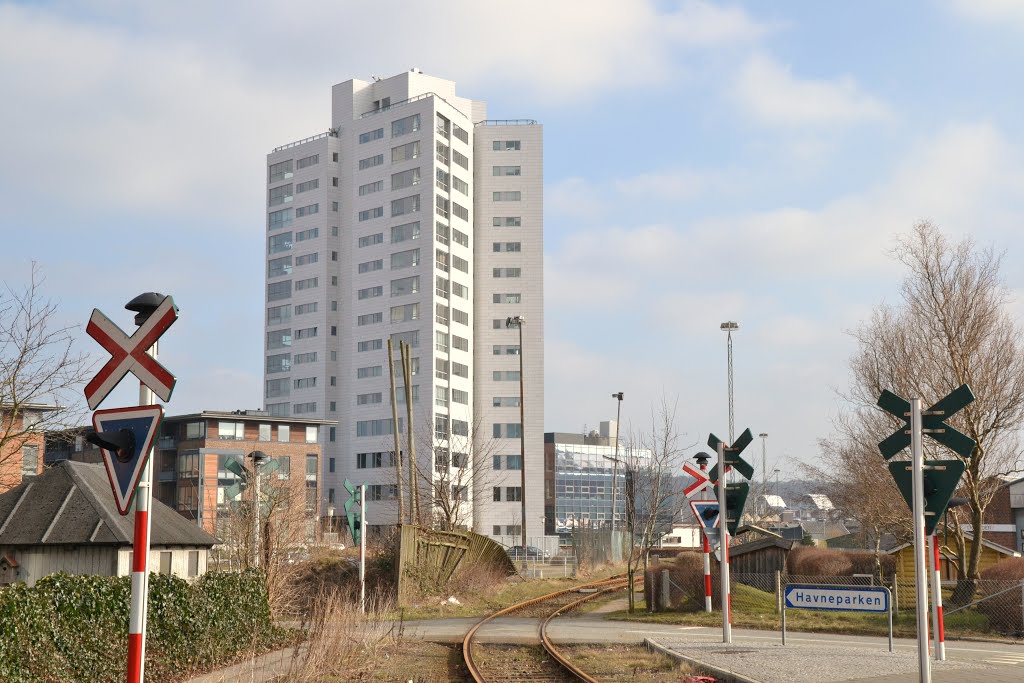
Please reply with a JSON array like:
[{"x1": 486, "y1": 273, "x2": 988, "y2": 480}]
[
  {"x1": 877, "y1": 385, "x2": 976, "y2": 460},
  {"x1": 682, "y1": 463, "x2": 712, "y2": 498},
  {"x1": 690, "y1": 500, "x2": 721, "y2": 529},
  {"x1": 708, "y1": 429, "x2": 755, "y2": 481},
  {"x1": 888, "y1": 459, "x2": 967, "y2": 535},
  {"x1": 84, "y1": 295, "x2": 179, "y2": 409},
  {"x1": 714, "y1": 481, "x2": 750, "y2": 536},
  {"x1": 90, "y1": 405, "x2": 163, "y2": 515},
  {"x1": 784, "y1": 584, "x2": 890, "y2": 613}
]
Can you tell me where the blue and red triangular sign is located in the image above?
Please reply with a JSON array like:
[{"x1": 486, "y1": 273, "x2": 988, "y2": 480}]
[
  {"x1": 92, "y1": 405, "x2": 164, "y2": 515},
  {"x1": 690, "y1": 500, "x2": 721, "y2": 529}
]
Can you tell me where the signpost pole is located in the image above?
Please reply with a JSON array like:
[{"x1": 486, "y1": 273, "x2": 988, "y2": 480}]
[
  {"x1": 127, "y1": 342, "x2": 156, "y2": 683},
  {"x1": 781, "y1": 599, "x2": 786, "y2": 645},
  {"x1": 717, "y1": 441, "x2": 731, "y2": 644},
  {"x1": 929, "y1": 534, "x2": 945, "y2": 660},
  {"x1": 700, "y1": 459, "x2": 712, "y2": 613},
  {"x1": 887, "y1": 586, "x2": 894, "y2": 653},
  {"x1": 911, "y1": 399, "x2": 932, "y2": 683},
  {"x1": 360, "y1": 483, "x2": 367, "y2": 614}
]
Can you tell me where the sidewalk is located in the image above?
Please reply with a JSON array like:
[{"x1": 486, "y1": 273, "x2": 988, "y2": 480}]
[{"x1": 184, "y1": 645, "x2": 305, "y2": 683}]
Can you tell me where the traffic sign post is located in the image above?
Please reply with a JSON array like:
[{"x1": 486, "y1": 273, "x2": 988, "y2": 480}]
[
  {"x1": 344, "y1": 479, "x2": 366, "y2": 612},
  {"x1": 716, "y1": 440, "x2": 731, "y2": 643},
  {"x1": 686, "y1": 456, "x2": 715, "y2": 612},
  {"x1": 929, "y1": 534, "x2": 946, "y2": 661},
  {"x1": 83, "y1": 293, "x2": 177, "y2": 683},
  {"x1": 910, "y1": 398, "x2": 932, "y2": 683}
]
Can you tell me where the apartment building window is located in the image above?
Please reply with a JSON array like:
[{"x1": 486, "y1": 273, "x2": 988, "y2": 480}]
[
  {"x1": 436, "y1": 331, "x2": 449, "y2": 353},
  {"x1": 359, "y1": 180, "x2": 384, "y2": 196},
  {"x1": 452, "y1": 202, "x2": 469, "y2": 221},
  {"x1": 333, "y1": 177, "x2": 338, "y2": 187},
  {"x1": 493, "y1": 267, "x2": 521, "y2": 278},
  {"x1": 452, "y1": 255, "x2": 468, "y2": 273},
  {"x1": 294, "y1": 377, "x2": 316, "y2": 389},
  {"x1": 295, "y1": 203, "x2": 318, "y2": 217},
  {"x1": 493, "y1": 140, "x2": 521, "y2": 151},
  {"x1": 452, "y1": 389, "x2": 469, "y2": 405},
  {"x1": 452, "y1": 149, "x2": 468, "y2": 170},
  {"x1": 359, "y1": 128, "x2": 384, "y2": 144},
  {"x1": 391, "y1": 248, "x2": 420, "y2": 269},
  {"x1": 267, "y1": 403, "x2": 288, "y2": 417},
  {"x1": 436, "y1": 195, "x2": 449, "y2": 219},
  {"x1": 390, "y1": 330, "x2": 419, "y2": 348},
  {"x1": 435, "y1": 249, "x2": 449, "y2": 272},
  {"x1": 493, "y1": 192, "x2": 521, "y2": 202},
  {"x1": 268, "y1": 184, "x2": 293, "y2": 207},
  {"x1": 294, "y1": 302, "x2": 317, "y2": 315},
  {"x1": 493, "y1": 397, "x2": 521, "y2": 408},
  {"x1": 293, "y1": 352, "x2": 317, "y2": 364},
  {"x1": 366, "y1": 485, "x2": 398, "y2": 501},
  {"x1": 493, "y1": 165, "x2": 521, "y2": 176},
  {"x1": 306, "y1": 426, "x2": 318, "y2": 443},
  {"x1": 259, "y1": 424, "x2": 272, "y2": 442},
  {"x1": 452, "y1": 308, "x2": 468, "y2": 326},
  {"x1": 392, "y1": 113, "x2": 421, "y2": 137},
  {"x1": 436, "y1": 303, "x2": 449, "y2": 325},
  {"x1": 293, "y1": 402, "x2": 316, "y2": 415},
  {"x1": 294, "y1": 326, "x2": 317, "y2": 339},
  {"x1": 435, "y1": 415, "x2": 448, "y2": 440},
  {"x1": 452, "y1": 282, "x2": 468, "y2": 299},
  {"x1": 358, "y1": 338, "x2": 382, "y2": 352},
  {"x1": 493, "y1": 370, "x2": 520, "y2": 381},
  {"x1": 391, "y1": 221, "x2": 420, "y2": 243},
  {"x1": 329, "y1": 457, "x2": 335, "y2": 473},
  {"x1": 268, "y1": 233, "x2": 292, "y2": 255},
  {"x1": 493, "y1": 242, "x2": 521, "y2": 253},
  {"x1": 357, "y1": 392, "x2": 382, "y2": 405},
  {"x1": 452, "y1": 335, "x2": 469, "y2": 352},
  {"x1": 266, "y1": 353, "x2": 290, "y2": 374},
  {"x1": 493, "y1": 216, "x2": 521, "y2": 227},
  {"x1": 452, "y1": 420, "x2": 469, "y2": 437},
  {"x1": 359, "y1": 153, "x2": 384, "y2": 170},
  {"x1": 266, "y1": 378, "x2": 289, "y2": 398},
  {"x1": 269, "y1": 159, "x2": 293, "y2": 182},
  {"x1": 493, "y1": 293, "x2": 521, "y2": 304},
  {"x1": 332, "y1": 152, "x2": 339, "y2": 162},
  {"x1": 505, "y1": 486, "x2": 523, "y2": 502},
  {"x1": 493, "y1": 345, "x2": 521, "y2": 355},
  {"x1": 435, "y1": 359, "x2": 449, "y2": 380},
  {"x1": 451, "y1": 177, "x2": 469, "y2": 196},
  {"x1": 267, "y1": 329, "x2": 291, "y2": 349},
  {"x1": 21, "y1": 445, "x2": 39, "y2": 477},
  {"x1": 435, "y1": 275, "x2": 449, "y2": 298},
  {"x1": 436, "y1": 113, "x2": 450, "y2": 138},
  {"x1": 295, "y1": 227, "x2": 319, "y2": 242},
  {"x1": 392, "y1": 168, "x2": 421, "y2": 190},
  {"x1": 493, "y1": 319, "x2": 504, "y2": 329},
  {"x1": 436, "y1": 140, "x2": 449, "y2": 164},
  {"x1": 358, "y1": 259, "x2": 383, "y2": 273},
  {"x1": 390, "y1": 275, "x2": 419, "y2": 297},
  {"x1": 395, "y1": 384, "x2": 419, "y2": 404},
  {"x1": 493, "y1": 487, "x2": 502, "y2": 502},
  {"x1": 268, "y1": 209, "x2": 293, "y2": 231},
  {"x1": 356, "y1": 419, "x2": 400, "y2": 437},
  {"x1": 390, "y1": 303, "x2": 419, "y2": 323},
  {"x1": 295, "y1": 277, "x2": 318, "y2": 291},
  {"x1": 357, "y1": 365, "x2": 382, "y2": 379},
  {"x1": 267, "y1": 304, "x2": 291, "y2": 326},
  {"x1": 391, "y1": 194, "x2": 420, "y2": 217},
  {"x1": 436, "y1": 168, "x2": 449, "y2": 191},
  {"x1": 328, "y1": 488, "x2": 335, "y2": 505},
  {"x1": 357, "y1": 312, "x2": 382, "y2": 326},
  {"x1": 358, "y1": 285, "x2": 383, "y2": 300},
  {"x1": 278, "y1": 425, "x2": 290, "y2": 442},
  {"x1": 296, "y1": 178, "x2": 319, "y2": 193},
  {"x1": 392, "y1": 141, "x2": 420, "y2": 163},
  {"x1": 267, "y1": 256, "x2": 292, "y2": 278},
  {"x1": 452, "y1": 361, "x2": 468, "y2": 378},
  {"x1": 332, "y1": 202, "x2": 339, "y2": 211},
  {"x1": 358, "y1": 207, "x2": 384, "y2": 222},
  {"x1": 357, "y1": 452, "x2": 396, "y2": 469},
  {"x1": 358, "y1": 233, "x2": 384, "y2": 248},
  {"x1": 435, "y1": 386, "x2": 449, "y2": 408},
  {"x1": 453, "y1": 228, "x2": 469, "y2": 247},
  {"x1": 295, "y1": 253, "x2": 318, "y2": 266},
  {"x1": 218, "y1": 421, "x2": 244, "y2": 440},
  {"x1": 297, "y1": 154, "x2": 319, "y2": 168},
  {"x1": 453, "y1": 124, "x2": 469, "y2": 144},
  {"x1": 328, "y1": 428, "x2": 335, "y2": 442}
]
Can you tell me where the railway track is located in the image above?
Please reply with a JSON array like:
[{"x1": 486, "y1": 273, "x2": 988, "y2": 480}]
[{"x1": 462, "y1": 575, "x2": 634, "y2": 683}]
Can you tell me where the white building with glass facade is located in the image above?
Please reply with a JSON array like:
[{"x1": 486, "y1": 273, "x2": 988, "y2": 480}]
[{"x1": 262, "y1": 70, "x2": 544, "y2": 543}]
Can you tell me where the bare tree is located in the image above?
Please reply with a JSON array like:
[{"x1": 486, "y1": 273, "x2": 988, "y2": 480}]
[
  {"x1": 0, "y1": 263, "x2": 92, "y2": 491},
  {"x1": 830, "y1": 221, "x2": 1024, "y2": 601},
  {"x1": 622, "y1": 396, "x2": 687, "y2": 612}
]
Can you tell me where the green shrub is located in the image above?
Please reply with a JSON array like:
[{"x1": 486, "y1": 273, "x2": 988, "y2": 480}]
[{"x1": 0, "y1": 570, "x2": 287, "y2": 683}]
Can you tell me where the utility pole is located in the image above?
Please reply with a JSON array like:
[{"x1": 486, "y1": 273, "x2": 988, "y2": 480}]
[
  {"x1": 611, "y1": 392, "x2": 623, "y2": 536},
  {"x1": 720, "y1": 322, "x2": 739, "y2": 444}
]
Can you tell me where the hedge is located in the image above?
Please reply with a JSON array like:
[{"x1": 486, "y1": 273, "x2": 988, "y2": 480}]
[{"x1": 0, "y1": 570, "x2": 289, "y2": 682}]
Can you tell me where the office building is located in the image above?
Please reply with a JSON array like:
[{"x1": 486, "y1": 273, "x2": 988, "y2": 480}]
[{"x1": 262, "y1": 70, "x2": 544, "y2": 542}]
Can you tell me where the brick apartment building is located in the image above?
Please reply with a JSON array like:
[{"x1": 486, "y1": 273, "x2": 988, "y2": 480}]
[{"x1": 0, "y1": 403, "x2": 57, "y2": 494}]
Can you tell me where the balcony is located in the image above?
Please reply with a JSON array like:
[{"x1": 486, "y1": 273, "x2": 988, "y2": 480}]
[
  {"x1": 157, "y1": 470, "x2": 176, "y2": 483},
  {"x1": 435, "y1": 260, "x2": 449, "y2": 273},
  {"x1": 158, "y1": 436, "x2": 176, "y2": 450}
]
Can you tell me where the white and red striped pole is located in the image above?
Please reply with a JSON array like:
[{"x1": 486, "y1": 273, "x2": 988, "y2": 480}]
[
  {"x1": 700, "y1": 460, "x2": 712, "y2": 612},
  {"x1": 929, "y1": 534, "x2": 946, "y2": 661},
  {"x1": 127, "y1": 339, "x2": 158, "y2": 682}
]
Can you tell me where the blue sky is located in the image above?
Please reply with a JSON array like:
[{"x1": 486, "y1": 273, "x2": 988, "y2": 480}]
[{"x1": 3, "y1": 0, "x2": 1024, "y2": 477}]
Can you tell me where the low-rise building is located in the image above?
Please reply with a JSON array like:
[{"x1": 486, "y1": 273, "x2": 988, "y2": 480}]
[
  {"x1": 0, "y1": 403, "x2": 58, "y2": 494},
  {"x1": 0, "y1": 460, "x2": 217, "y2": 586}
]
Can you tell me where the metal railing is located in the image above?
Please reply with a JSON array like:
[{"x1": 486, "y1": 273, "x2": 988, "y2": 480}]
[
  {"x1": 359, "y1": 91, "x2": 469, "y2": 121},
  {"x1": 272, "y1": 129, "x2": 338, "y2": 153},
  {"x1": 475, "y1": 119, "x2": 539, "y2": 126}
]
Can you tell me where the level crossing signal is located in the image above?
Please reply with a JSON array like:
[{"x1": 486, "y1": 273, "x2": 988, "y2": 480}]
[{"x1": 344, "y1": 479, "x2": 362, "y2": 544}]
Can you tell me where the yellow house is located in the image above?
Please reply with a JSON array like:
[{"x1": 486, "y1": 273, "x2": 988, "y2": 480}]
[{"x1": 888, "y1": 532, "x2": 1020, "y2": 582}]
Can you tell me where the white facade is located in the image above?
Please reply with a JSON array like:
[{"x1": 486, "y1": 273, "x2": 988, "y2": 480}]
[{"x1": 263, "y1": 71, "x2": 544, "y2": 542}]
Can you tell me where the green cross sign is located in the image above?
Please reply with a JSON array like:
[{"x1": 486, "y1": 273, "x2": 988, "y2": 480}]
[
  {"x1": 708, "y1": 428, "x2": 755, "y2": 482},
  {"x1": 877, "y1": 384, "x2": 977, "y2": 460}
]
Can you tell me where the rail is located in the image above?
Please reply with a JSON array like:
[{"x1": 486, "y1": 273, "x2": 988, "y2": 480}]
[
  {"x1": 359, "y1": 91, "x2": 469, "y2": 121},
  {"x1": 475, "y1": 119, "x2": 539, "y2": 126},
  {"x1": 271, "y1": 129, "x2": 338, "y2": 153}
]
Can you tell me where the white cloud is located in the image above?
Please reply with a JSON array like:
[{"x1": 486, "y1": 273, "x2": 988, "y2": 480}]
[
  {"x1": 614, "y1": 169, "x2": 712, "y2": 200},
  {"x1": 947, "y1": 0, "x2": 1024, "y2": 24},
  {"x1": 733, "y1": 54, "x2": 890, "y2": 127}
]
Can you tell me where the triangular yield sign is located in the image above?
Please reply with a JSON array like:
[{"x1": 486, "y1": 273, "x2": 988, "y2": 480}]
[
  {"x1": 887, "y1": 459, "x2": 966, "y2": 535},
  {"x1": 92, "y1": 405, "x2": 164, "y2": 515},
  {"x1": 690, "y1": 500, "x2": 721, "y2": 529}
]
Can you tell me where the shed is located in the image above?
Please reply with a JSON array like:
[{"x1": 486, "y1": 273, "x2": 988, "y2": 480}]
[
  {"x1": 729, "y1": 536, "x2": 794, "y2": 575},
  {"x1": 0, "y1": 461, "x2": 217, "y2": 586},
  {"x1": 887, "y1": 532, "x2": 1021, "y2": 582}
]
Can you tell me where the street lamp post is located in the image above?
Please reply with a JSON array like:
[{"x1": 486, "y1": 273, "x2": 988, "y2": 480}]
[
  {"x1": 610, "y1": 393, "x2": 623, "y2": 534},
  {"x1": 720, "y1": 322, "x2": 739, "y2": 444},
  {"x1": 506, "y1": 316, "x2": 527, "y2": 567}
]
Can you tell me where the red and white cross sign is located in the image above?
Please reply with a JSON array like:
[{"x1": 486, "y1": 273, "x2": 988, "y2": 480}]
[
  {"x1": 683, "y1": 463, "x2": 713, "y2": 499},
  {"x1": 84, "y1": 296, "x2": 178, "y2": 409}
]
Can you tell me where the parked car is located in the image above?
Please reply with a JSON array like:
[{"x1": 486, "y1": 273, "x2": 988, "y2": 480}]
[{"x1": 506, "y1": 545, "x2": 550, "y2": 560}]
